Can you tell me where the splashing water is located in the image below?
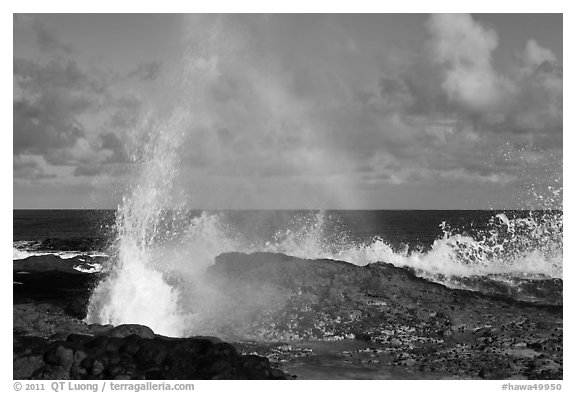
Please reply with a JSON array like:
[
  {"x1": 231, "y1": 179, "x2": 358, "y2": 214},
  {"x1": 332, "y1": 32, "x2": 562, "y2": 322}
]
[
  {"x1": 262, "y1": 209, "x2": 562, "y2": 281},
  {"x1": 86, "y1": 113, "x2": 191, "y2": 336},
  {"x1": 86, "y1": 16, "x2": 231, "y2": 336},
  {"x1": 336, "y1": 212, "x2": 561, "y2": 281}
]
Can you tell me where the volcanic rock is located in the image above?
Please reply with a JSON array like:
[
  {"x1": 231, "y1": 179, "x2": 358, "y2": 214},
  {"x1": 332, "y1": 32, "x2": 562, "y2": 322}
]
[
  {"x1": 14, "y1": 327, "x2": 287, "y2": 380},
  {"x1": 202, "y1": 252, "x2": 563, "y2": 379}
]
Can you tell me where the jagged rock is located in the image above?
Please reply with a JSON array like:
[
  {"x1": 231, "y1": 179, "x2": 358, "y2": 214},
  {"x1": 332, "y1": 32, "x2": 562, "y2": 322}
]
[{"x1": 201, "y1": 252, "x2": 562, "y2": 379}]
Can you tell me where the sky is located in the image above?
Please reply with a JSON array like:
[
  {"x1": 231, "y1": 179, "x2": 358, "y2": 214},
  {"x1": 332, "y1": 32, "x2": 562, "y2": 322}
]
[{"x1": 13, "y1": 14, "x2": 563, "y2": 209}]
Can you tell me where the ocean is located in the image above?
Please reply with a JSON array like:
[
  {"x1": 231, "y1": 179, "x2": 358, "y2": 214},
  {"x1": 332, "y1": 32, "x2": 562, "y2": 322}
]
[
  {"x1": 14, "y1": 209, "x2": 562, "y2": 317},
  {"x1": 14, "y1": 209, "x2": 499, "y2": 250},
  {"x1": 14, "y1": 209, "x2": 561, "y2": 259}
]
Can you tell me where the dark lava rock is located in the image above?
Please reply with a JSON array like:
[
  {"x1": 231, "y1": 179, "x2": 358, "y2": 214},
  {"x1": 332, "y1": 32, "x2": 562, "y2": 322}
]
[
  {"x1": 201, "y1": 252, "x2": 563, "y2": 379},
  {"x1": 14, "y1": 354, "x2": 45, "y2": 379},
  {"x1": 352, "y1": 331, "x2": 372, "y2": 342},
  {"x1": 13, "y1": 255, "x2": 102, "y2": 319},
  {"x1": 109, "y1": 324, "x2": 155, "y2": 339},
  {"x1": 203, "y1": 252, "x2": 467, "y2": 340},
  {"x1": 13, "y1": 329, "x2": 286, "y2": 380}
]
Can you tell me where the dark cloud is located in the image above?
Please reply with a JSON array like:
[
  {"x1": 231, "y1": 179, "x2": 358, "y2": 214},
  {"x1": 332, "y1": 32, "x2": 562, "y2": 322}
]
[
  {"x1": 14, "y1": 58, "x2": 89, "y2": 93},
  {"x1": 505, "y1": 60, "x2": 563, "y2": 136},
  {"x1": 33, "y1": 20, "x2": 75, "y2": 54},
  {"x1": 396, "y1": 61, "x2": 451, "y2": 117},
  {"x1": 127, "y1": 61, "x2": 162, "y2": 82},
  {"x1": 73, "y1": 165, "x2": 103, "y2": 177},
  {"x1": 13, "y1": 154, "x2": 57, "y2": 180},
  {"x1": 107, "y1": 95, "x2": 144, "y2": 132},
  {"x1": 379, "y1": 76, "x2": 414, "y2": 110},
  {"x1": 13, "y1": 50, "x2": 132, "y2": 179},
  {"x1": 13, "y1": 98, "x2": 82, "y2": 154},
  {"x1": 99, "y1": 132, "x2": 128, "y2": 163},
  {"x1": 14, "y1": 57, "x2": 102, "y2": 157}
]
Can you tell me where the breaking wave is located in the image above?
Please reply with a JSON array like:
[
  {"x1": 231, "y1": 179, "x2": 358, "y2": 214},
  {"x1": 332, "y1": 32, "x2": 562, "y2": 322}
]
[{"x1": 13, "y1": 244, "x2": 108, "y2": 261}]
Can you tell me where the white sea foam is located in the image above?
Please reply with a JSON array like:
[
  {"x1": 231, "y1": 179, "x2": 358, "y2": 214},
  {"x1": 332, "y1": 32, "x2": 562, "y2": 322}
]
[
  {"x1": 12, "y1": 248, "x2": 36, "y2": 260},
  {"x1": 73, "y1": 263, "x2": 104, "y2": 273},
  {"x1": 259, "y1": 210, "x2": 562, "y2": 282},
  {"x1": 12, "y1": 247, "x2": 108, "y2": 261}
]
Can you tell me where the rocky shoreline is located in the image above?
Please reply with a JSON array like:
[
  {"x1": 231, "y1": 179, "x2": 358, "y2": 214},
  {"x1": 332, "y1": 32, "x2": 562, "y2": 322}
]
[
  {"x1": 14, "y1": 252, "x2": 562, "y2": 380},
  {"x1": 13, "y1": 255, "x2": 287, "y2": 380},
  {"x1": 199, "y1": 253, "x2": 562, "y2": 379}
]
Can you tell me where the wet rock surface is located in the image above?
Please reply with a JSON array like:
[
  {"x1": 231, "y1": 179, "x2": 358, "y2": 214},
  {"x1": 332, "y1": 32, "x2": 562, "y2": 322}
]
[
  {"x1": 14, "y1": 255, "x2": 105, "y2": 319},
  {"x1": 204, "y1": 252, "x2": 562, "y2": 379}
]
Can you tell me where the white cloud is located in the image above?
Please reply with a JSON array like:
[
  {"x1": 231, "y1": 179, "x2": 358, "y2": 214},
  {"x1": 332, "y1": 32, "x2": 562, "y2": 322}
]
[
  {"x1": 523, "y1": 39, "x2": 557, "y2": 68},
  {"x1": 13, "y1": 154, "x2": 62, "y2": 180},
  {"x1": 426, "y1": 14, "x2": 562, "y2": 139},
  {"x1": 427, "y1": 14, "x2": 513, "y2": 113}
]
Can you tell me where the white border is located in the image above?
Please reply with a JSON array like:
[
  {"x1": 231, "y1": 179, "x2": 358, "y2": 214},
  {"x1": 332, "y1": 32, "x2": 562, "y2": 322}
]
[{"x1": 3, "y1": 3, "x2": 572, "y2": 390}]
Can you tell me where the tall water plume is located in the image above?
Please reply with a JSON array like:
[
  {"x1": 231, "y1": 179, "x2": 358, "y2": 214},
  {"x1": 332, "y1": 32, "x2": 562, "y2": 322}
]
[
  {"x1": 86, "y1": 15, "x2": 237, "y2": 336},
  {"x1": 86, "y1": 112, "x2": 190, "y2": 336}
]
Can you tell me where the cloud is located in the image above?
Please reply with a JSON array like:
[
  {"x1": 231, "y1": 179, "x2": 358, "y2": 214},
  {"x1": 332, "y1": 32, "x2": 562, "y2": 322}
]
[
  {"x1": 427, "y1": 14, "x2": 513, "y2": 113},
  {"x1": 13, "y1": 58, "x2": 94, "y2": 154},
  {"x1": 506, "y1": 64, "x2": 563, "y2": 136},
  {"x1": 505, "y1": 42, "x2": 563, "y2": 136},
  {"x1": 523, "y1": 39, "x2": 556, "y2": 68},
  {"x1": 13, "y1": 154, "x2": 57, "y2": 180},
  {"x1": 127, "y1": 61, "x2": 162, "y2": 81},
  {"x1": 379, "y1": 76, "x2": 414, "y2": 110},
  {"x1": 13, "y1": 14, "x2": 562, "y2": 208},
  {"x1": 14, "y1": 57, "x2": 90, "y2": 96},
  {"x1": 424, "y1": 14, "x2": 562, "y2": 139},
  {"x1": 13, "y1": 51, "x2": 133, "y2": 180},
  {"x1": 13, "y1": 56, "x2": 112, "y2": 165},
  {"x1": 73, "y1": 164, "x2": 104, "y2": 177},
  {"x1": 13, "y1": 15, "x2": 148, "y2": 183},
  {"x1": 173, "y1": 14, "x2": 561, "y2": 197},
  {"x1": 33, "y1": 20, "x2": 75, "y2": 54}
]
